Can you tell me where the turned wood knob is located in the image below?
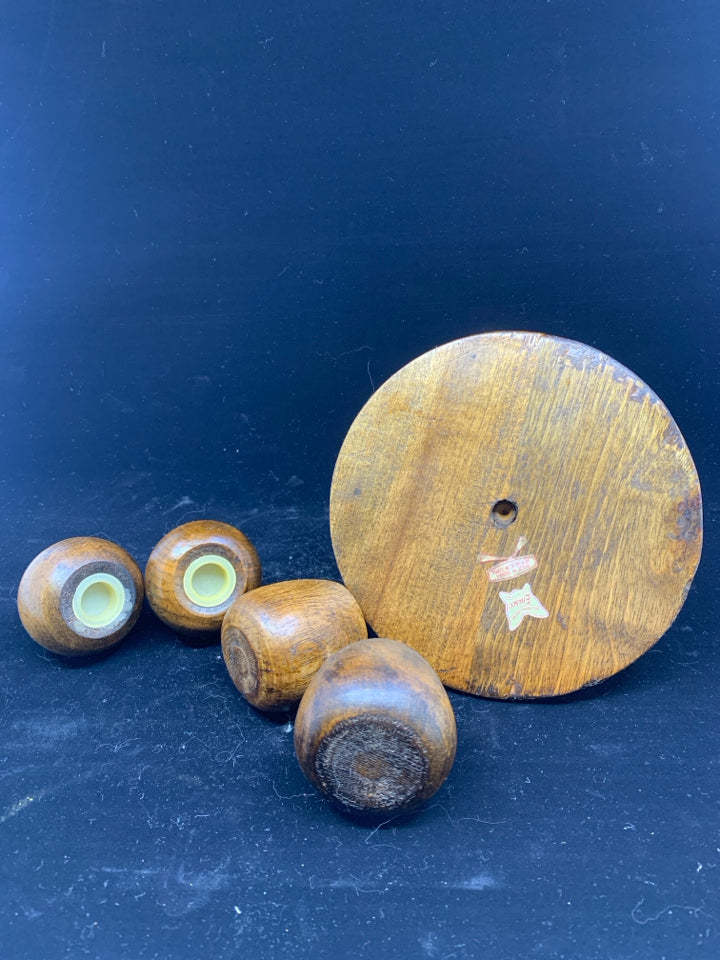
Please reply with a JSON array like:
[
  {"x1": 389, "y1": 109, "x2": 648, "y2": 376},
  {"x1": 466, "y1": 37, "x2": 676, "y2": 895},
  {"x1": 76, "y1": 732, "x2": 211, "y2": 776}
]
[
  {"x1": 17, "y1": 537, "x2": 144, "y2": 656},
  {"x1": 144, "y1": 520, "x2": 261, "y2": 635},
  {"x1": 294, "y1": 637, "x2": 457, "y2": 815},
  {"x1": 221, "y1": 578, "x2": 367, "y2": 712}
]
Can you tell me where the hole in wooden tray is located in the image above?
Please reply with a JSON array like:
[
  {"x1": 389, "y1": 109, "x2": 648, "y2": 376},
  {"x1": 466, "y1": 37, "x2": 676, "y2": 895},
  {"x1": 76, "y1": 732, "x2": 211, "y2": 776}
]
[{"x1": 491, "y1": 499, "x2": 518, "y2": 527}]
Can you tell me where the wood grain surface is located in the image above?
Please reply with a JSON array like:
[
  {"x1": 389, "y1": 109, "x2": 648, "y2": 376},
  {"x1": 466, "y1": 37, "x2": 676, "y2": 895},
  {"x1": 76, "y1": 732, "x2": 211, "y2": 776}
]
[
  {"x1": 330, "y1": 332, "x2": 703, "y2": 699},
  {"x1": 294, "y1": 637, "x2": 457, "y2": 814},
  {"x1": 17, "y1": 537, "x2": 144, "y2": 656},
  {"x1": 221, "y1": 578, "x2": 367, "y2": 712},
  {"x1": 144, "y1": 520, "x2": 261, "y2": 635}
]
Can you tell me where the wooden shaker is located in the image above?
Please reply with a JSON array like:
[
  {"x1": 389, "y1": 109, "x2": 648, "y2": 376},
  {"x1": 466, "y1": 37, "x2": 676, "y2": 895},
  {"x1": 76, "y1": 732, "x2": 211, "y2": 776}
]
[
  {"x1": 17, "y1": 537, "x2": 144, "y2": 656},
  {"x1": 144, "y1": 520, "x2": 261, "y2": 635},
  {"x1": 294, "y1": 637, "x2": 457, "y2": 815},
  {"x1": 221, "y1": 578, "x2": 367, "y2": 712}
]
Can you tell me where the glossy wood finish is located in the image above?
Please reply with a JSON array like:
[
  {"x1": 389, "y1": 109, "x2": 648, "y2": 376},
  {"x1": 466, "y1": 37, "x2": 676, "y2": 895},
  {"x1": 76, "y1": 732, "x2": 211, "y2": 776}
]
[
  {"x1": 294, "y1": 638, "x2": 457, "y2": 815},
  {"x1": 17, "y1": 537, "x2": 144, "y2": 656},
  {"x1": 144, "y1": 520, "x2": 261, "y2": 635},
  {"x1": 330, "y1": 332, "x2": 703, "y2": 699},
  {"x1": 222, "y1": 578, "x2": 367, "y2": 712}
]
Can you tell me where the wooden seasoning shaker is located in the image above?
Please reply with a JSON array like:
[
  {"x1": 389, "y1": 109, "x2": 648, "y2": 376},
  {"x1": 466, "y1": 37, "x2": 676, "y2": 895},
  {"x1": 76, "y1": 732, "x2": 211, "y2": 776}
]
[
  {"x1": 144, "y1": 520, "x2": 261, "y2": 635},
  {"x1": 17, "y1": 537, "x2": 144, "y2": 656},
  {"x1": 294, "y1": 637, "x2": 457, "y2": 815},
  {"x1": 221, "y1": 578, "x2": 367, "y2": 712}
]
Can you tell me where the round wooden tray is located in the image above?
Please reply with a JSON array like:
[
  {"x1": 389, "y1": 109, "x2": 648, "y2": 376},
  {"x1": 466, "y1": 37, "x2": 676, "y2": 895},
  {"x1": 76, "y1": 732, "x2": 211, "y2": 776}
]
[{"x1": 330, "y1": 332, "x2": 702, "y2": 699}]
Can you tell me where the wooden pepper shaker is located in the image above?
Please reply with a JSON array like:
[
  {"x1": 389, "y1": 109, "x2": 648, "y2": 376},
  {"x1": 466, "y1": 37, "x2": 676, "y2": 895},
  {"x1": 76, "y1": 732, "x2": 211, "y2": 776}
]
[
  {"x1": 144, "y1": 520, "x2": 261, "y2": 635},
  {"x1": 294, "y1": 637, "x2": 457, "y2": 815},
  {"x1": 17, "y1": 537, "x2": 144, "y2": 656},
  {"x1": 221, "y1": 578, "x2": 367, "y2": 712}
]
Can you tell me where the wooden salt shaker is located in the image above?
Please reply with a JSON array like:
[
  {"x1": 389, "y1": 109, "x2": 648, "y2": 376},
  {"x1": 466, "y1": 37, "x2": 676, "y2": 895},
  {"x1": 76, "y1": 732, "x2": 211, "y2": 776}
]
[
  {"x1": 17, "y1": 537, "x2": 144, "y2": 656},
  {"x1": 294, "y1": 637, "x2": 457, "y2": 815},
  {"x1": 221, "y1": 578, "x2": 367, "y2": 712},
  {"x1": 144, "y1": 520, "x2": 261, "y2": 635}
]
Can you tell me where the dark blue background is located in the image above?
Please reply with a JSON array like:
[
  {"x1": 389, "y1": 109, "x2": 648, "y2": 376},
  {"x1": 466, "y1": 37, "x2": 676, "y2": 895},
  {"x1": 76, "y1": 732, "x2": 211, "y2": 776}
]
[{"x1": 1, "y1": 2, "x2": 718, "y2": 958}]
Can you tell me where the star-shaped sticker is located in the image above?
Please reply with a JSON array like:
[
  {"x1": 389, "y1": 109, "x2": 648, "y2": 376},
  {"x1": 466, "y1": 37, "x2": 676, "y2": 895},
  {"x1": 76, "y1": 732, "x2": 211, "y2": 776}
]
[{"x1": 498, "y1": 583, "x2": 549, "y2": 631}]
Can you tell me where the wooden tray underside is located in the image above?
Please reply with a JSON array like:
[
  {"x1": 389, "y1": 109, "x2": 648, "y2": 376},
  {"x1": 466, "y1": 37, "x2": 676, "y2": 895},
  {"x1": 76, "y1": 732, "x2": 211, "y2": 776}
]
[{"x1": 330, "y1": 332, "x2": 702, "y2": 699}]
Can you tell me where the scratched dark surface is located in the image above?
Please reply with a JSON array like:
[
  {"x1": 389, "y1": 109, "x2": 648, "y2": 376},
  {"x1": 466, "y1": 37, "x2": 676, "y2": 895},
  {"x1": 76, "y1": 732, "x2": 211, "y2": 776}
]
[{"x1": 1, "y1": 2, "x2": 719, "y2": 958}]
